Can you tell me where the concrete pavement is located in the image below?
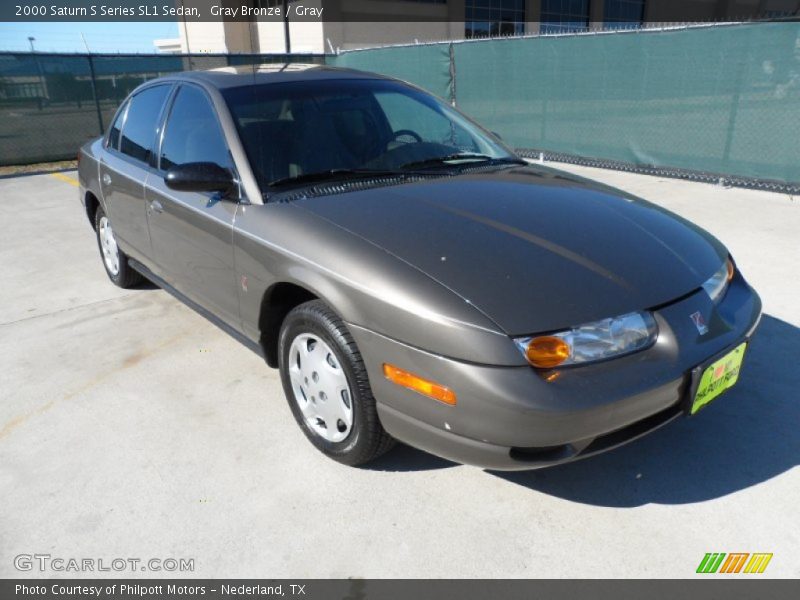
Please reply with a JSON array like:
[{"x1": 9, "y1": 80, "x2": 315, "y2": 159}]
[{"x1": 0, "y1": 166, "x2": 797, "y2": 578}]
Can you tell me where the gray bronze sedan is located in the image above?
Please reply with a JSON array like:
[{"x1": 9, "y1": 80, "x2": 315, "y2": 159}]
[{"x1": 77, "y1": 65, "x2": 761, "y2": 470}]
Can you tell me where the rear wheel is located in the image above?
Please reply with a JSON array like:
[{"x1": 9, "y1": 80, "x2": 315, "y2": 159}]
[
  {"x1": 278, "y1": 300, "x2": 395, "y2": 466},
  {"x1": 94, "y1": 206, "x2": 142, "y2": 288}
]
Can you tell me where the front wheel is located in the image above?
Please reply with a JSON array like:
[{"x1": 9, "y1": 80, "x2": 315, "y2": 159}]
[{"x1": 278, "y1": 300, "x2": 395, "y2": 466}]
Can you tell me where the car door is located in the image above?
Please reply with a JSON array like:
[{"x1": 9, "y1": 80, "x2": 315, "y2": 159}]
[
  {"x1": 99, "y1": 84, "x2": 171, "y2": 263},
  {"x1": 144, "y1": 83, "x2": 241, "y2": 331}
]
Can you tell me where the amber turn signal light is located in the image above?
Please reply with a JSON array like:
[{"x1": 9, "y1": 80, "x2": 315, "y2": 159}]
[
  {"x1": 726, "y1": 258, "x2": 735, "y2": 282},
  {"x1": 524, "y1": 336, "x2": 571, "y2": 368},
  {"x1": 383, "y1": 363, "x2": 457, "y2": 405}
]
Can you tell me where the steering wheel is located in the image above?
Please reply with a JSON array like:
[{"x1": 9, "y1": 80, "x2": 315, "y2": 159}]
[{"x1": 390, "y1": 129, "x2": 423, "y2": 144}]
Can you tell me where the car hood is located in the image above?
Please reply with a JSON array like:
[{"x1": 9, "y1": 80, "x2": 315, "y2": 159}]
[{"x1": 295, "y1": 165, "x2": 726, "y2": 335}]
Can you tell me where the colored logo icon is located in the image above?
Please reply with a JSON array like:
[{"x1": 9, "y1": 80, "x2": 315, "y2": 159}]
[{"x1": 696, "y1": 552, "x2": 773, "y2": 574}]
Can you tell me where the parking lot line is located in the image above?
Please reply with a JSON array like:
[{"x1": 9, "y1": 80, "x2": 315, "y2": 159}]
[{"x1": 50, "y1": 172, "x2": 79, "y2": 186}]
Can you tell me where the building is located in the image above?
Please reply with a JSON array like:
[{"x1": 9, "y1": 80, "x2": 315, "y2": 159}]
[{"x1": 163, "y1": 0, "x2": 800, "y2": 54}]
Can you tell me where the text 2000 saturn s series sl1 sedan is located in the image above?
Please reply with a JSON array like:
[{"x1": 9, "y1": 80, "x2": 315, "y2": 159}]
[{"x1": 78, "y1": 65, "x2": 761, "y2": 470}]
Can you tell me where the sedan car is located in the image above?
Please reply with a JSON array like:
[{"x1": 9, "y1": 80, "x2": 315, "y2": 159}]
[{"x1": 78, "y1": 64, "x2": 761, "y2": 470}]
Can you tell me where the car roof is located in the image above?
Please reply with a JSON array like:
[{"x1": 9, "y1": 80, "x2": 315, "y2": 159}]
[{"x1": 157, "y1": 64, "x2": 392, "y2": 90}]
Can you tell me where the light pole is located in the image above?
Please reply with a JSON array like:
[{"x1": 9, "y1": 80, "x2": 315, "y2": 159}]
[
  {"x1": 27, "y1": 36, "x2": 35, "y2": 52},
  {"x1": 283, "y1": 0, "x2": 291, "y2": 54}
]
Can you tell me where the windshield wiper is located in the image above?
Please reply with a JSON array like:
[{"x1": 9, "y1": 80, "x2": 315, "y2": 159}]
[
  {"x1": 399, "y1": 154, "x2": 526, "y2": 170},
  {"x1": 268, "y1": 168, "x2": 407, "y2": 188}
]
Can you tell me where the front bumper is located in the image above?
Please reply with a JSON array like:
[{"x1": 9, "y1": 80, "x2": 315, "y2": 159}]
[{"x1": 349, "y1": 272, "x2": 762, "y2": 470}]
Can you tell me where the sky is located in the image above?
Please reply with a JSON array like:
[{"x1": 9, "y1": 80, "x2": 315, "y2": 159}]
[{"x1": 0, "y1": 22, "x2": 180, "y2": 53}]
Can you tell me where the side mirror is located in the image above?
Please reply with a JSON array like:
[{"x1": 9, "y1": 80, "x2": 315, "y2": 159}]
[{"x1": 165, "y1": 162, "x2": 236, "y2": 196}]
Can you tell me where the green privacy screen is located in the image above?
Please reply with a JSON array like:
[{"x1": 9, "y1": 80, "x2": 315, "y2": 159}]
[
  {"x1": 0, "y1": 53, "x2": 323, "y2": 166},
  {"x1": 330, "y1": 43, "x2": 453, "y2": 103},
  {"x1": 453, "y1": 23, "x2": 800, "y2": 184},
  {"x1": 3, "y1": 24, "x2": 799, "y2": 186},
  {"x1": 331, "y1": 22, "x2": 800, "y2": 186}
]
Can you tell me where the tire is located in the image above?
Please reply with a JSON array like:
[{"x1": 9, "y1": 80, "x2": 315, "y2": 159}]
[
  {"x1": 94, "y1": 205, "x2": 143, "y2": 288},
  {"x1": 278, "y1": 300, "x2": 395, "y2": 466}
]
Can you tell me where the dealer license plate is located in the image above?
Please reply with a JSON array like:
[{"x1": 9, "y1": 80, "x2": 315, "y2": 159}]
[{"x1": 690, "y1": 342, "x2": 747, "y2": 415}]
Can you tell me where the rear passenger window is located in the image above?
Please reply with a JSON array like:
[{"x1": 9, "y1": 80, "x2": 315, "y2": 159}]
[
  {"x1": 107, "y1": 100, "x2": 128, "y2": 150},
  {"x1": 119, "y1": 85, "x2": 170, "y2": 163},
  {"x1": 160, "y1": 85, "x2": 231, "y2": 171}
]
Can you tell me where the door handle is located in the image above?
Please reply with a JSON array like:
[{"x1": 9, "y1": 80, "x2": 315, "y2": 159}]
[
  {"x1": 102, "y1": 173, "x2": 111, "y2": 186},
  {"x1": 149, "y1": 200, "x2": 164, "y2": 214}
]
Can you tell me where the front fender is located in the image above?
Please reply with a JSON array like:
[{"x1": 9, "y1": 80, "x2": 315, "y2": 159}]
[{"x1": 233, "y1": 202, "x2": 525, "y2": 366}]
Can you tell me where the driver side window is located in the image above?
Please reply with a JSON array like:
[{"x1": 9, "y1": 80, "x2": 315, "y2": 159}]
[{"x1": 160, "y1": 85, "x2": 232, "y2": 172}]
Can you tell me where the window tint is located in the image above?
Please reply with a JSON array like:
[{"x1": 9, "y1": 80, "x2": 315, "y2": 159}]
[
  {"x1": 375, "y1": 92, "x2": 476, "y2": 151},
  {"x1": 160, "y1": 85, "x2": 231, "y2": 171},
  {"x1": 223, "y1": 80, "x2": 511, "y2": 188},
  {"x1": 107, "y1": 100, "x2": 128, "y2": 150},
  {"x1": 119, "y1": 85, "x2": 170, "y2": 163}
]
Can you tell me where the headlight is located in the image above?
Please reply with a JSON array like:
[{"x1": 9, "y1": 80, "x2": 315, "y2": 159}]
[
  {"x1": 514, "y1": 311, "x2": 658, "y2": 368},
  {"x1": 702, "y1": 257, "x2": 735, "y2": 302}
]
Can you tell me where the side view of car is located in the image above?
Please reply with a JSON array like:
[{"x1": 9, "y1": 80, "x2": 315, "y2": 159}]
[{"x1": 78, "y1": 65, "x2": 761, "y2": 470}]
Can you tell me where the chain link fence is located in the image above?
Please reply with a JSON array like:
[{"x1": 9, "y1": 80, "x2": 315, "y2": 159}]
[
  {"x1": 0, "y1": 52, "x2": 324, "y2": 166},
  {"x1": 330, "y1": 21, "x2": 800, "y2": 192},
  {"x1": 3, "y1": 22, "x2": 799, "y2": 192}
]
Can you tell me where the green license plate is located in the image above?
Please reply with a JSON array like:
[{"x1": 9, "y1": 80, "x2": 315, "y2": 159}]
[{"x1": 690, "y1": 342, "x2": 747, "y2": 415}]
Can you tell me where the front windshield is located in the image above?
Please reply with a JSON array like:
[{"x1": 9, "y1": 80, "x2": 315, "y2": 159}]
[{"x1": 222, "y1": 78, "x2": 518, "y2": 190}]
